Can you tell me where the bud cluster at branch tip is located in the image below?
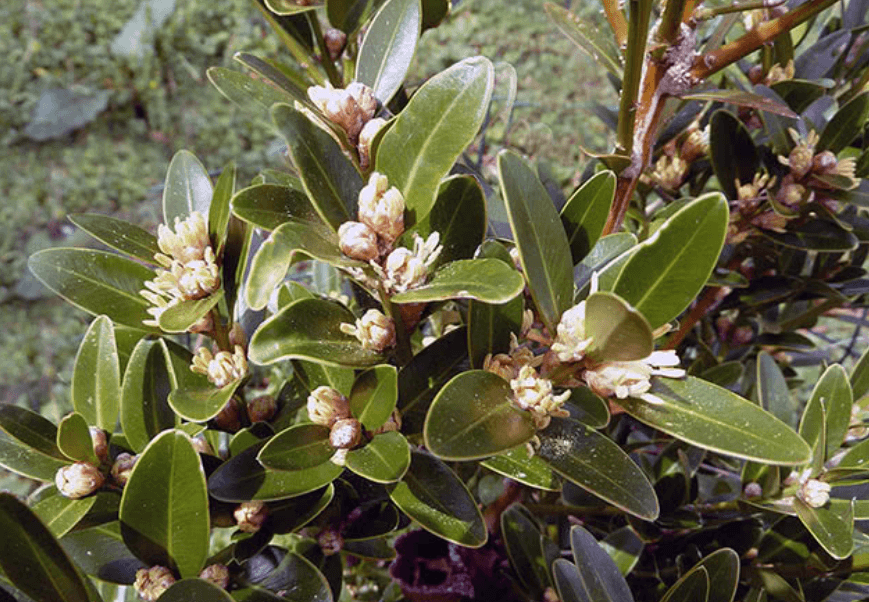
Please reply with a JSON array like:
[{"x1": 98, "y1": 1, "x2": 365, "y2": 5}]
[{"x1": 190, "y1": 345, "x2": 248, "y2": 388}]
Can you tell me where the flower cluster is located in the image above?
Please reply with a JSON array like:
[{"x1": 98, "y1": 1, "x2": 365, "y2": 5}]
[
  {"x1": 340, "y1": 308, "x2": 396, "y2": 351},
  {"x1": 306, "y1": 386, "x2": 364, "y2": 464},
  {"x1": 510, "y1": 365, "x2": 571, "y2": 429},
  {"x1": 134, "y1": 565, "x2": 176, "y2": 601},
  {"x1": 583, "y1": 351, "x2": 685, "y2": 405},
  {"x1": 648, "y1": 124, "x2": 709, "y2": 192},
  {"x1": 308, "y1": 82, "x2": 386, "y2": 168},
  {"x1": 140, "y1": 212, "x2": 220, "y2": 329},
  {"x1": 190, "y1": 345, "x2": 248, "y2": 388}
]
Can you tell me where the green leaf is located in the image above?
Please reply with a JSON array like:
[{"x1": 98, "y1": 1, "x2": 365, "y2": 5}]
[
  {"x1": 0, "y1": 433, "x2": 70, "y2": 482},
  {"x1": 269, "y1": 484, "x2": 335, "y2": 534},
  {"x1": 619, "y1": 376, "x2": 811, "y2": 465},
  {"x1": 264, "y1": 0, "x2": 320, "y2": 14},
  {"x1": 0, "y1": 405, "x2": 66, "y2": 460},
  {"x1": 481, "y1": 445, "x2": 560, "y2": 491},
  {"x1": 235, "y1": 550, "x2": 332, "y2": 602},
  {"x1": 158, "y1": 579, "x2": 235, "y2": 601},
  {"x1": 387, "y1": 448, "x2": 487, "y2": 547},
  {"x1": 599, "y1": 528, "x2": 643, "y2": 577},
  {"x1": 376, "y1": 56, "x2": 494, "y2": 225},
  {"x1": 659, "y1": 568, "x2": 708, "y2": 602},
  {"x1": 328, "y1": 0, "x2": 379, "y2": 33},
  {"x1": 757, "y1": 351, "x2": 797, "y2": 430},
  {"x1": 800, "y1": 365, "x2": 852, "y2": 469},
  {"x1": 560, "y1": 525, "x2": 634, "y2": 602},
  {"x1": 0, "y1": 493, "x2": 95, "y2": 602},
  {"x1": 257, "y1": 424, "x2": 334, "y2": 471},
  {"x1": 544, "y1": 3, "x2": 623, "y2": 79},
  {"x1": 349, "y1": 365, "x2": 398, "y2": 430},
  {"x1": 424, "y1": 371, "x2": 536, "y2": 460},
  {"x1": 71, "y1": 316, "x2": 121, "y2": 432},
  {"x1": 231, "y1": 184, "x2": 323, "y2": 232},
  {"x1": 770, "y1": 79, "x2": 829, "y2": 114},
  {"x1": 207, "y1": 67, "x2": 297, "y2": 121},
  {"x1": 421, "y1": 0, "x2": 449, "y2": 29},
  {"x1": 391, "y1": 258, "x2": 525, "y2": 304},
  {"x1": 68, "y1": 214, "x2": 159, "y2": 264},
  {"x1": 163, "y1": 150, "x2": 212, "y2": 225},
  {"x1": 680, "y1": 89, "x2": 797, "y2": 118},
  {"x1": 850, "y1": 344, "x2": 869, "y2": 401},
  {"x1": 120, "y1": 339, "x2": 177, "y2": 453},
  {"x1": 32, "y1": 493, "x2": 98, "y2": 539},
  {"x1": 293, "y1": 360, "x2": 355, "y2": 396},
  {"x1": 250, "y1": 298, "x2": 384, "y2": 367},
  {"x1": 498, "y1": 150, "x2": 573, "y2": 333},
  {"x1": 760, "y1": 220, "x2": 859, "y2": 252},
  {"x1": 119, "y1": 430, "x2": 209, "y2": 578},
  {"x1": 356, "y1": 0, "x2": 420, "y2": 105},
  {"x1": 818, "y1": 92, "x2": 869, "y2": 153},
  {"x1": 537, "y1": 417, "x2": 659, "y2": 520},
  {"x1": 574, "y1": 233, "x2": 637, "y2": 298},
  {"x1": 160, "y1": 339, "x2": 237, "y2": 424},
  {"x1": 59, "y1": 522, "x2": 144, "y2": 584},
  {"x1": 710, "y1": 110, "x2": 759, "y2": 201},
  {"x1": 233, "y1": 52, "x2": 309, "y2": 104},
  {"x1": 272, "y1": 104, "x2": 362, "y2": 230},
  {"x1": 57, "y1": 413, "x2": 98, "y2": 464},
  {"x1": 690, "y1": 549, "x2": 739, "y2": 602},
  {"x1": 208, "y1": 441, "x2": 342, "y2": 502},
  {"x1": 28, "y1": 249, "x2": 157, "y2": 331},
  {"x1": 501, "y1": 504, "x2": 555, "y2": 599},
  {"x1": 346, "y1": 431, "x2": 410, "y2": 483},
  {"x1": 794, "y1": 497, "x2": 854, "y2": 560},
  {"x1": 567, "y1": 386, "x2": 610, "y2": 428},
  {"x1": 157, "y1": 290, "x2": 223, "y2": 333},
  {"x1": 584, "y1": 292, "x2": 653, "y2": 362},
  {"x1": 468, "y1": 293, "x2": 523, "y2": 369},
  {"x1": 610, "y1": 193, "x2": 728, "y2": 329},
  {"x1": 560, "y1": 171, "x2": 616, "y2": 264},
  {"x1": 209, "y1": 162, "x2": 236, "y2": 251}
]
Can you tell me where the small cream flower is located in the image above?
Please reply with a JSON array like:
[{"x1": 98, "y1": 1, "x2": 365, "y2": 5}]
[
  {"x1": 307, "y1": 386, "x2": 351, "y2": 427},
  {"x1": 346, "y1": 82, "x2": 377, "y2": 122},
  {"x1": 381, "y1": 232, "x2": 442, "y2": 293},
  {"x1": 357, "y1": 172, "x2": 405, "y2": 244},
  {"x1": 510, "y1": 365, "x2": 570, "y2": 429},
  {"x1": 338, "y1": 221, "x2": 381, "y2": 261},
  {"x1": 797, "y1": 478, "x2": 831, "y2": 508},
  {"x1": 651, "y1": 154, "x2": 688, "y2": 191},
  {"x1": 358, "y1": 117, "x2": 387, "y2": 170},
  {"x1": 551, "y1": 301, "x2": 594, "y2": 363},
  {"x1": 483, "y1": 334, "x2": 543, "y2": 380},
  {"x1": 155, "y1": 211, "x2": 211, "y2": 266},
  {"x1": 680, "y1": 125, "x2": 709, "y2": 162},
  {"x1": 190, "y1": 345, "x2": 248, "y2": 388},
  {"x1": 141, "y1": 249, "x2": 220, "y2": 317},
  {"x1": 330, "y1": 418, "x2": 363, "y2": 449},
  {"x1": 340, "y1": 309, "x2": 396, "y2": 351},
  {"x1": 779, "y1": 129, "x2": 819, "y2": 179},
  {"x1": 199, "y1": 564, "x2": 230, "y2": 590},
  {"x1": 234, "y1": 501, "x2": 269, "y2": 533},
  {"x1": 134, "y1": 565, "x2": 176, "y2": 601},
  {"x1": 583, "y1": 350, "x2": 685, "y2": 405},
  {"x1": 56, "y1": 462, "x2": 104, "y2": 499},
  {"x1": 776, "y1": 181, "x2": 809, "y2": 208},
  {"x1": 736, "y1": 172, "x2": 775, "y2": 201},
  {"x1": 111, "y1": 453, "x2": 137, "y2": 486}
]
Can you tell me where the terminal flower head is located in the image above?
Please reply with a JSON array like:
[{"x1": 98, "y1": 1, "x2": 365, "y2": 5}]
[
  {"x1": 234, "y1": 501, "x2": 269, "y2": 533},
  {"x1": 56, "y1": 461, "x2": 104, "y2": 499},
  {"x1": 357, "y1": 172, "x2": 405, "y2": 244},
  {"x1": 134, "y1": 565, "x2": 176, "y2": 601},
  {"x1": 381, "y1": 232, "x2": 442, "y2": 293},
  {"x1": 190, "y1": 345, "x2": 248, "y2": 388},
  {"x1": 510, "y1": 365, "x2": 570, "y2": 429},
  {"x1": 551, "y1": 301, "x2": 594, "y2": 363},
  {"x1": 155, "y1": 211, "x2": 211, "y2": 266},
  {"x1": 339, "y1": 221, "x2": 380, "y2": 261}
]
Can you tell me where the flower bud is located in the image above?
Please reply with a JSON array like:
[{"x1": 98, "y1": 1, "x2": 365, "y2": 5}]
[
  {"x1": 191, "y1": 345, "x2": 248, "y2": 388},
  {"x1": 111, "y1": 453, "x2": 138, "y2": 486},
  {"x1": 340, "y1": 309, "x2": 396, "y2": 351},
  {"x1": 776, "y1": 182, "x2": 808, "y2": 208},
  {"x1": 346, "y1": 82, "x2": 377, "y2": 122},
  {"x1": 324, "y1": 28, "x2": 347, "y2": 61},
  {"x1": 788, "y1": 145, "x2": 814, "y2": 179},
  {"x1": 308, "y1": 85, "x2": 366, "y2": 140},
  {"x1": 56, "y1": 462, "x2": 104, "y2": 499},
  {"x1": 357, "y1": 172, "x2": 405, "y2": 244},
  {"x1": 812, "y1": 150, "x2": 838, "y2": 175},
  {"x1": 199, "y1": 564, "x2": 231, "y2": 590},
  {"x1": 156, "y1": 212, "x2": 211, "y2": 265},
  {"x1": 307, "y1": 386, "x2": 351, "y2": 427},
  {"x1": 134, "y1": 566, "x2": 176, "y2": 601},
  {"x1": 234, "y1": 501, "x2": 269, "y2": 533},
  {"x1": 318, "y1": 528, "x2": 344, "y2": 556},
  {"x1": 382, "y1": 232, "x2": 442, "y2": 293},
  {"x1": 357, "y1": 117, "x2": 387, "y2": 170},
  {"x1": 338, "y1": 221, "x2": 380, "y2": 261},
  {"x1": 798, "y1": 478, "x2": 831, "y2": 508},
  {"x1": 228, "y1": 322, "x2": 247, "y2": 349},
  {"x1": 743, "y1": 482, "x2": 763, "y2": 498},
  {"x1": 188, "y1": 311, "x2": 214, "y2": 334},
  {"x1": 90, "y1": 427, "x2": 108, "y2": 463},
  {"x1": 483, "y1": 353, "x2": 518, "y2": 381},
  {"x1": 680, "y1": 126, "x2": 709, "y2": 162},
  {"x1": 248, "y1": 395, "x2": 277, "y2": 423},
  {"x1": 651, "y1": 155, "x2": 688, "y2": 191},
  {"x1": 330, "y1": 418, "x2": 363, "y2": 449},
  {"x1": 214, "y1": 396, "x2": 244, "y2": 432}
]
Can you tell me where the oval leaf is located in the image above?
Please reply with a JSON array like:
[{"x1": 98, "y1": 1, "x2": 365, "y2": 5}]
[
  {"x1": 163, "y1": 150, "x2": 212, "y2": 225},
  {"x1": 610, "y1": 193, "x2": 728, "y2": 329},
  {"x1": 346, "y1": 431, "x2": 410, "y2": 483},
  {"x1": 584, "y1": 292, "x2": 653, "y2": 362},
  {"x1": 32, "y1": 493, "x2": 98, "y2": 539},
  {"x1": 158, "y1": 578, "x2": 234, "y2": 602},
  {"x1": 710, "y1": 110, "x2": 759, "y2": 201},
  {"x1": 157, "y1": 290, "x2": 223, "y2": 333},
  {"x1": 59, "y1": 522, "x2": 145, "y2": 585},
  {"x1": 561, "y1": 171, "x2": 616, "y2": 264},
  {"x1": 349, "y1": 365, "x2": 398, "y2": 430},
  {"x1": 0, "y1": 404, "x2": 66, "y2": 460},
  {"x1": 818, "y1": 92, "x2": 869, "y2": 154},
  {"x1": 619, "y1": 376, "x2": 811, "y2": 465},
  {"x1": 501, "y1": 504, "x2": 555, "y2": 599},
  {"x1": 356, "y1": 0, "x2": 421, "y2": 105},
  {"x1": 57, "y1": 412, "x2": 98, "y2": 464},
  {"x1": 481, "y1": 445, "x2": 560, "y2": 491},
  {"x1": 258, "y1": 424, "x2": 334, "y2": 471},
  {"x1": 68, "y1": 214, "x2": 159, "y2": 264},
  {"x1": 119, "y1": 430, "x2": 209, "y2": 577},
  {"x1": 120, "y1": 339, "x2": 177, "y2": 453},
  {"x1": 231, "y1": 184, "x2": 322, "y2": 232},
  {"x1": 689, "y1": 549, "x2": 739, "y2": 602},
  {"x1": 757, "y1": 351, "x2": 797, "y2": 429},
  {"x1": 564, "y1": 525, "x2": 634, "y2": 602},
  {"x1": 0, "y1": 433, "x2": 70, "y2": 482},
  {"x1": 424, "y1": 370, "x2": 536, "y2": 460},
  {"x1": 660, "y1": 567, "x2": 709, "y2": 602},
  {"x1": 72, "y1": 315, "x2": 121, "y2": 431},
  {"x1": 391, "y1": 258, "x2": 525, "y2": 304},
  {"x1": 794, "y1": 497, "x2": 854, "y2": 560},
  {"x1": 387, "y1": 448, "x2": 487, "y2": 547},
  {"x1": 207, "y1": 67, "x2": 297, "y2": 121}
]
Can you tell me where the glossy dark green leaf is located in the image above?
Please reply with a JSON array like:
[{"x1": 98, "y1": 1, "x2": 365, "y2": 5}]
[
  {"x1": 258, "y1": 424, "x2": 334, "y2": 471},
  {"x1": 245, "y1": 222, "x2": 364, "y2": 311},
  {"x1": 794, "y1": 497, "x2": 853, "y2": 560},
  {"x1": 346, "y1": 431, "x2": 410, "y2": 483},
  {"x1": 501, "y1": 504, "x2": 554, "y2": 599},
  {"x1": 481, "y1": 445, "x2": 560, "y2": 491},
  {"x1": 71, "y1": 316, "x2": 121, "y2": 431},
  {"x1": 710, "y1": 110, "x2": 759, "y2": 201},
  {"x1": 537, "y1": 417, "x2": 658, "y2": 520},
  {"x1": 32, "y1": 493, "x2": 98, "y2": 539},
  {"x1": 681, "y1": 89, "x2": 797, "y2": 118},
  {"x1": 424, "y1": 371, "x2": 536, "y2": 460},
  {"x1": 421, "y1": 0, "x2": 448, "y2": 28},
  {"x1": 818, "y1": 93, "x2": 869, "y2": 153},
  {"x1": 264, "y1": 0, "x2": 320, "y2": 14},
  {"x1": 498, "y1": 150, "x2": 574, "y2": 332},
  {"x1": 162, "y1": 150, "x2": 212, "y2": 225},
  {"x1": 619, "y1": 376, "x2": 811, "y2": 465},
  {"x1": 161, "y1": 339, "x2": 236, "y2": 423},
  {"x1": 408, "y1": 174, "x2": 487, "y2": 269},
  {"x1": 60, "y1": 522, "x2": 144, "y2": 584},
  {"x1": 157, "y1": 290, "x2": 223, "y2": 333},
  {"x1": 560, "y1": 171, "x2": 615, "y2": 264},
  {"x1": 544, "y1": 3, "x2": 622, "y2": 79},
  {"x1": 250, "y1": 298, "x2": 384, "y2": 367},
  {"x1": 599, "y1": 528, "x2": 643, "y2": 576},
  {"x1": 760, "y1": 220, "x2": 859, "y2": 252},
  {"x1": 28, "y1": 249, "x2": 157, "y2": 331},
  {"x1": 57, "y1": 413, "x2": 97, "y2": 464},
  {"x1": 356, "y1": 0, "x2": 420, "y2": 105},
  {"x1": 68, "y1": 214, "x2": 159, "y2": 264},
  {"x1": 770, "y1": 79, "x2": 829, "y2": 114},
  {"x1": 120, "y1": 339, "x2": 177, "y2": 453},
  {"x1": 562, "y1": 525, "x2": 634, "y2": 602},
  {"x1": 159, "y1": 579, "x2": 234, "y2": 601},
  {"x1": 567, "y1": 386, "x2": 610, "y2": 428},
  {"x1": 468, "y1": 294, "x2": 523, "y2": 369},
  {"x1": 801, "y1": 365, "x2": 852, "y2": 467},
  {"x1": 377, "y1": 56, "x2": 493, "y2": 225},
  {"x1": 851, "y1": 345, "x2": 869, "y2": 401},
  {"x1": 269, "y1": 484, "x2": 335, "y2": 534},
  {"x1": 349, "y1": 365, "x2": 398, "y2": 430},
  {"x1": 552, "y1": 559, "x2": 586, "y2": 602},
  {"x1": 272, "y1": 104, "x2": 361, "y2": 230},
  {"x1": 231, "y1": 184, "x2": 322, "y2": 232},
  {"x1": 119, "y1": 430, "x2": 209, "y2": 577},
  {"x1": 391, "y1": 258, "x2": 525, "y2": 304},
  {"x1": 689, "y1": 549, "x2": 739, "y2": 602},
  {"x1": 610, "y1": 193, "x2": 728, "y2": 329},
  {"x1": 584, "y1": 292, "x2": 653, "y2": 362},
  {"x1": 660, "y1": 567, "x2": 708, "y2": 602},
  {"x1": 207, "y1": 67, "x2": 297, "y2": 121},
  {"x1": 209, "y1": 162, "x2": 236, "y2": 252},
  {"x1": 574, "y1": 233, "x2": 637, "y2": 298},
  {"x1": 0, "y1": 493, "x2": 96, "y2": 602},
  {"x1": 208, "y1": 441, "x2": 343, "y2": 502},
  {"x1": 757, "y1": 351, "x2": 797, "y2": 429},
  {"x1": 233, "y1": 52, "x2": 309, "y2": 104},
  {"x1": 237, "y1": 549, "x2": 332, "y2": 602},
  {"x1": 327, "y1": 0, "x2": 378, "y2": 33},
  {"x1": 398, "y1": 328, "x2": 467, "y2": 429},
  {"x1": 342, "y1": 538, "x2": 395, "y2": 560},
  {"x1": 293, "y1": 360, "x2": 354, "y2": 396},
  {"x1": 387, "y1": 449, "x2": 487, "y2": 547},
  {"x1": 0, "y1": 433, "x2": 69, "y2": 482}
]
